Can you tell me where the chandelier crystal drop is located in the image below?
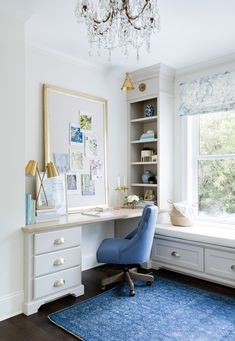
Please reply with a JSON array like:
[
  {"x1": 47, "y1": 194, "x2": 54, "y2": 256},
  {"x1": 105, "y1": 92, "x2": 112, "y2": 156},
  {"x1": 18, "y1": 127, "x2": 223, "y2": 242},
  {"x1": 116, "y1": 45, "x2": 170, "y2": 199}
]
[{"x1": 75, "y1": 0, "x2": 160, "y2": 60}]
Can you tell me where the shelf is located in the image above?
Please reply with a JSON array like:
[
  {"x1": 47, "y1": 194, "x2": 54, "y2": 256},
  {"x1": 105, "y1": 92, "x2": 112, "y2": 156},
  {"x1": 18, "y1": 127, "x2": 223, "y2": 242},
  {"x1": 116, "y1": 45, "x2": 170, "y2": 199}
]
[
  {"x1": 131, "y1": 183, "x2": 158, "y2": 188},
  {"x1": 131, "y1": 162, "x2": 157, "y2": 165},
  {"x1": 130, "y1": 138, "x2": 157, "y2": 144},
  {"x1": 130, "y1": 116, "x2": 158, "y2": 123}
]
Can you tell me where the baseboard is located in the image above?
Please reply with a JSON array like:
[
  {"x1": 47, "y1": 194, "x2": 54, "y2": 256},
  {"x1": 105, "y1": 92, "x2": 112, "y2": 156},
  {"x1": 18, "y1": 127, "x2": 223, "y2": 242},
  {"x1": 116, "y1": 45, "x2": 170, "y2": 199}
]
[{"x1": 0, "y1": 290, "x2": 24, "y2": 321}]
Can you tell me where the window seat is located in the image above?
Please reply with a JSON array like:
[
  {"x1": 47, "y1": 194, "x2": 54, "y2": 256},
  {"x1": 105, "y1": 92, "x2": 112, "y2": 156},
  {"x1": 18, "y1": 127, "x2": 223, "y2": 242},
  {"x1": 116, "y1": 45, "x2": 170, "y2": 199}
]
[{"x1": 155, "y1": 222, "x2": 235, "y2": 248}]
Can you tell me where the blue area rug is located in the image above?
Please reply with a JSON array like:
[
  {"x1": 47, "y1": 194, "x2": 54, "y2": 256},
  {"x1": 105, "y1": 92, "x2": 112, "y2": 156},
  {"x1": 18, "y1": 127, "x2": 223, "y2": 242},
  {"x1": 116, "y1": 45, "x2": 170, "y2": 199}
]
[{"x1": 48, "y1": 277, "x2": 235, "y2": 341}]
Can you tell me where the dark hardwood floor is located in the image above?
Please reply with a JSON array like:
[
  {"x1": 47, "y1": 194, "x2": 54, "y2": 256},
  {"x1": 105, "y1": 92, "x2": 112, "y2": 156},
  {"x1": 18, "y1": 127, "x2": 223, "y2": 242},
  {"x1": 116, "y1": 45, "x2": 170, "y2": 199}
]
[{"x1": 0, "y1": 267, "x2": 234, "y2": 341}]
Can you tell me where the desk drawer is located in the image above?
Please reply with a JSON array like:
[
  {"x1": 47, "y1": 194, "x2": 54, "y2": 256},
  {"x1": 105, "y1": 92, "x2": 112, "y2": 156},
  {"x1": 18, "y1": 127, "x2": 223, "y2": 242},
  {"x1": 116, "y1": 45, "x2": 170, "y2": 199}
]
[
  {"x1": 205, "y1": 248, "x2": 235, "y2": 281},
  {"x1": 34, "y1": 246, "x2": 81, "y2": 277},
  {"x1": 34, "y1": 227, "x2": 81, "y2": 255},
  {"x1": 152, "y1": 239, "x2": 203, "y2": 272},
  {"x1": 34, "y1": 266, "x2": 81, "y2": 299}
]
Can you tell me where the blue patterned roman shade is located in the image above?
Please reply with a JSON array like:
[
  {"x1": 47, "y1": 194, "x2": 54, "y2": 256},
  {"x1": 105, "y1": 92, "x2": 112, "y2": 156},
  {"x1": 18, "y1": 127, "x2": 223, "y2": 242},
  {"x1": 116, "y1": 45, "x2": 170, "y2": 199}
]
[{"x1": 178, "y1": 70, "x2": 235, "y2": 116}]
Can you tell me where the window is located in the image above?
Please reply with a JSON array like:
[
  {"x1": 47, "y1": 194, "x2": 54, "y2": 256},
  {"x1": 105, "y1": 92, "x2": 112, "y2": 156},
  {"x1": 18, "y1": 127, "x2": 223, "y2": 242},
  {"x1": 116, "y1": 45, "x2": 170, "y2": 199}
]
[{"x1": 191, "y1": 111, "x2": 235, "y2": 222}]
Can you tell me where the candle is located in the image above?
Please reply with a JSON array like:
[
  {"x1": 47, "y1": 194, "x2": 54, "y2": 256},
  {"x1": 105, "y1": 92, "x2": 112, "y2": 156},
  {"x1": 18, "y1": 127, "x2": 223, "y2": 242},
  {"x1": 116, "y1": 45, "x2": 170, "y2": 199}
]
[{"x1": 117, "y1": 176, "x2": 121, "y2": 188}]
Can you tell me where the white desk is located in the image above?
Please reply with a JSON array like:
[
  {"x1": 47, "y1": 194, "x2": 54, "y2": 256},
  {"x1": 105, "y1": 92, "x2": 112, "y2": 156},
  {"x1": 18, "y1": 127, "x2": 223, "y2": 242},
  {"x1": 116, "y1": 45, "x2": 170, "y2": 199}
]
[{"x1": 21, "y1": 208, "x2": 143, "y2": 315}]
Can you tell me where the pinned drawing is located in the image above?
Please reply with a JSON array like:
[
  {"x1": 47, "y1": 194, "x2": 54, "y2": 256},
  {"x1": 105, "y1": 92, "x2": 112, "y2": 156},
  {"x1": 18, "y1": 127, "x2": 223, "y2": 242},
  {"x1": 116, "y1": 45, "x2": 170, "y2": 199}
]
[
  {"x1": 70, "y1": 149, "x2": 83, "y2": 171},
  {"x1": 90, "y1": 159, "x2": 103, "y2": 180},
  {"x1": 85, "y1": 135, "x2": 98, "y2": 158},
  {"x1": 80, "y1": 112, "x2": 92, "y2": 131},
  {"x1": 81, "y1": 174, "x2": 95, "y2": 196},
  {"x1": 70, "y1": 123, "x2": 83, "y2": 144},
  {"x1": 53, "y1": 153, "x2": 69, "y2": 173}
]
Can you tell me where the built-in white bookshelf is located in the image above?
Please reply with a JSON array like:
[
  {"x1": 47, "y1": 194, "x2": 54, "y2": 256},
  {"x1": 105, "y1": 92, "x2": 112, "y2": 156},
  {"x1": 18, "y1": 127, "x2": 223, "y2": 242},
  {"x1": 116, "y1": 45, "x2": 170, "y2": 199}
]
[{"x1": 127, "y1": 64, "x2": 175, "y2": 209}]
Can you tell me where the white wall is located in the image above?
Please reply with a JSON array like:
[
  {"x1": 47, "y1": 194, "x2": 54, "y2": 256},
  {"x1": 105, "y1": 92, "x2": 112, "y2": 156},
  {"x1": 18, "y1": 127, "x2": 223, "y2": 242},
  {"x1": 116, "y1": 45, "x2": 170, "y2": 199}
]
[
  {"x1": 0, "y1": 12, "x2": 26, "y2": 321},
  {"x1": 25, "y1": 45, "x2": 127, "y2": 270}
]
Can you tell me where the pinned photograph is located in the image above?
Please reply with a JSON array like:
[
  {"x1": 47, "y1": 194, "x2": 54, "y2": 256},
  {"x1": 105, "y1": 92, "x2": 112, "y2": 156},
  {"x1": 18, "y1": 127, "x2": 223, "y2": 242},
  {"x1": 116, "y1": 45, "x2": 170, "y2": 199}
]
[
  {"x1": 80, "y1": 112, "x2": 92, "y2": 131},
  {"x1": 67, "y1": 173, "x2": 79, "y2": 194},
  {"x1": 81, "y1": 174, "x2": 95, "y2": 196},
  {"x1": 53, "y1": 153, "x2": 69, "y2": 173},
  {"x1": 70, "y1": 123, "x2": 83, "y2": 144},
  {"x1": 70, "y1": 149, "x2": 83, "y2": 171}
]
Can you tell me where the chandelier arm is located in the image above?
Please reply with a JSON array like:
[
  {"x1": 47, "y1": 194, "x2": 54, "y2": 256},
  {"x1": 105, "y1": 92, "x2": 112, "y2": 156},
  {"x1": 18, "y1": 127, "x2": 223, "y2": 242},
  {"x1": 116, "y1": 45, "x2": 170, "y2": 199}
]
[
  {"x1": 123, "y1": 0, "x2": 151, "y2": 21},
  {"x1": 93, "y1": 11, "x2": 112, "y2": 25}
]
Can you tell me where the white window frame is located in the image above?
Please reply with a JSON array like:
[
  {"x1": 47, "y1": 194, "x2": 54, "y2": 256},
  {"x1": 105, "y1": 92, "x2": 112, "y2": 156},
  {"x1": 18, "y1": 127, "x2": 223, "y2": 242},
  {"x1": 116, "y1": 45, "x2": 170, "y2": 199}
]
[{"x1": 188, "y1": 114, "x2": 235, "y2": 225}]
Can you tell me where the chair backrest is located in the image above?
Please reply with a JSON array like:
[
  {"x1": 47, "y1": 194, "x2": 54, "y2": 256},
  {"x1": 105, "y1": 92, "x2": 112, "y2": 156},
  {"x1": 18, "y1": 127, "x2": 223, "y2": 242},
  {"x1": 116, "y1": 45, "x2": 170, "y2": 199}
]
[{"x1": 120, "y1": 205, "x2": 158, "y2": 264}]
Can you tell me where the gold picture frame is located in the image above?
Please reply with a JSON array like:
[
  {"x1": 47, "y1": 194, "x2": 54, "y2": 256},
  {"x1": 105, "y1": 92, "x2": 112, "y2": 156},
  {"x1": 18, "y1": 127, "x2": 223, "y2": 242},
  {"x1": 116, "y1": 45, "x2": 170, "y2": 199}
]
[{"x1": 43, "y1": 84, "x2": 108, "y2": 212}]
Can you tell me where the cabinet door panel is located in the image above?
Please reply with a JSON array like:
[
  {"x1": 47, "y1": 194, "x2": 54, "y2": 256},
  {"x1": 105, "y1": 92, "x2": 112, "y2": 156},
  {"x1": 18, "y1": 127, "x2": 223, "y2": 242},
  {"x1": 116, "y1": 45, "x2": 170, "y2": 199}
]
[
  {"x1": 205, "y1": 248, "x2": 235, "y2": 280},
  {"x1": 152, "y1": 238, "x2": 203, "y2": 272}
]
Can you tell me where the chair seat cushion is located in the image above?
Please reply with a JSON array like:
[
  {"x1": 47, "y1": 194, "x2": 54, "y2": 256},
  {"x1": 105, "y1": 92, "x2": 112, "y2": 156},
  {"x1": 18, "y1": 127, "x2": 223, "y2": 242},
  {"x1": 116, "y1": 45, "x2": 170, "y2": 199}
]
[{"x1": 96, "y1": 238, "x2": 129, "y2": 264}]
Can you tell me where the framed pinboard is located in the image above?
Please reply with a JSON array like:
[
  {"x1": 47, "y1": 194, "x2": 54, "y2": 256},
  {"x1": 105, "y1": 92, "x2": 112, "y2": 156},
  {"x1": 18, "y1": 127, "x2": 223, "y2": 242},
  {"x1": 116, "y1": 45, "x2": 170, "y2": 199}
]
[{"x1": 43, "y1": 84, "x2": 108, "y2": 212}]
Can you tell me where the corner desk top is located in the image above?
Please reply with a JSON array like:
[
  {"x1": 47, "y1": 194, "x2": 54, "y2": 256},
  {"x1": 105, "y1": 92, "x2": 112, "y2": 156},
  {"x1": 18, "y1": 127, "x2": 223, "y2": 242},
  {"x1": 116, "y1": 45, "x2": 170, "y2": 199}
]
[{"x1": 22, "y1": 208, "x2": 143, "y2": 234}]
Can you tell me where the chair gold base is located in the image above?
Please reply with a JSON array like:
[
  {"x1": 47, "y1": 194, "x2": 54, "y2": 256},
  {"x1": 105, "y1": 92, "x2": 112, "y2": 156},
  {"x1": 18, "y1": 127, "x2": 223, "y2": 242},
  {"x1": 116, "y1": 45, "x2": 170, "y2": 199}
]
[{"x1": 101, "y1": 267, "x2": 154, "y2": 296}]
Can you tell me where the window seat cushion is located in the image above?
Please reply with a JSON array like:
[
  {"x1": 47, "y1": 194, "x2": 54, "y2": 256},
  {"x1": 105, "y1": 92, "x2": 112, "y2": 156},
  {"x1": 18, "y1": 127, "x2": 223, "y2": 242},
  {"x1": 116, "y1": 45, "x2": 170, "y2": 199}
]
[{"x1": 155, "y1": 222, "x2": 235, "y2": 248}]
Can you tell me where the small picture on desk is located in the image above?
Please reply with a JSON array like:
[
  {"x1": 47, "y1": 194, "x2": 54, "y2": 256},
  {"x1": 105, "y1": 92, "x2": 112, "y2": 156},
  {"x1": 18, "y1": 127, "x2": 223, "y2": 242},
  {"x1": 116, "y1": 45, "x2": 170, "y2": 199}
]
[{"x1": 67, "y1": 173, "x2": 79, "y2": 194}]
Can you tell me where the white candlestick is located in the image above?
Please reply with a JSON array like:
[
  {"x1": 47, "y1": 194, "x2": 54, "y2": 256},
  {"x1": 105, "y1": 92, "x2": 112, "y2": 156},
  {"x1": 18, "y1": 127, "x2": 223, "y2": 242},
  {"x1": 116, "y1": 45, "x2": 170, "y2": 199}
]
[
  {"x1": 117, "y1": 176, "x2": 121, "y2": 188},
  {"x1": 123, "y1": 176, "x2": 126, "y2": 187}
]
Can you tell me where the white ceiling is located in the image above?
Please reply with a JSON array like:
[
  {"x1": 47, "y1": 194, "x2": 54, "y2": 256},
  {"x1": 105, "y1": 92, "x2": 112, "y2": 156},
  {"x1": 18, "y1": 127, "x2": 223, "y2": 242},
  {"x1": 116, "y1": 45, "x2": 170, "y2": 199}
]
[{"x1": 5, "y1": 0, "x2": 235, "y2": 71}]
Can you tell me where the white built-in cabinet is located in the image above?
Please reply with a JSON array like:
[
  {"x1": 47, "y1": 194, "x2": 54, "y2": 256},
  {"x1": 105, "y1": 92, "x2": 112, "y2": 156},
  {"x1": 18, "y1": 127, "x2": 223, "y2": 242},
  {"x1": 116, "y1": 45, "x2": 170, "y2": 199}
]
[
  {"x1": 23, "y1": 227, "x2": 84, "y2": 315},
  {"x1": 126, "y1": 64, "x2": 175, "y2": 209},
  {"x1": 151, "y1": 229, "x2": 235, "y2": 288}
]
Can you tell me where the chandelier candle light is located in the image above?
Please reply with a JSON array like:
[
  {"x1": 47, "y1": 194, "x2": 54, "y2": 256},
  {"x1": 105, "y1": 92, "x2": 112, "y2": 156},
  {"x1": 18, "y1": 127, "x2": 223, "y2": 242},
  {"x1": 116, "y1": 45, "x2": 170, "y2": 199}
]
[{"x1": 75, "y1": 0, "x2": 160, "y2": 60}]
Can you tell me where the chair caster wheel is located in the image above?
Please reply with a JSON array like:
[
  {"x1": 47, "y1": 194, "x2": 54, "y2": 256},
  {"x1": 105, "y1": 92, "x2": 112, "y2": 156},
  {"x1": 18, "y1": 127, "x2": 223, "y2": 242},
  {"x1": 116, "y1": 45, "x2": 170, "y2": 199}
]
[
  {"x1": 130, "y1": 290, "x2": 135, "y2": 297},
  {"x1": 101, "y1": 286, "x2": 106, "y2": 291},
  {"x1": 146, "y1": 281, "x2": 152, "y2": 286}
]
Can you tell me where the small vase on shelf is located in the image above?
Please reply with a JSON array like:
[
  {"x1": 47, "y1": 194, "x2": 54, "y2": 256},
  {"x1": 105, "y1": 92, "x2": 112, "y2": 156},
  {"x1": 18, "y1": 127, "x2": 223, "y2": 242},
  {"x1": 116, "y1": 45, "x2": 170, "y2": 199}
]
[
  {"x1": 144, "y1": 104, "x2": 154, "y2": 117},
  {"x1": 142, "y1": 170, "x2": 153, "y2": 184}
]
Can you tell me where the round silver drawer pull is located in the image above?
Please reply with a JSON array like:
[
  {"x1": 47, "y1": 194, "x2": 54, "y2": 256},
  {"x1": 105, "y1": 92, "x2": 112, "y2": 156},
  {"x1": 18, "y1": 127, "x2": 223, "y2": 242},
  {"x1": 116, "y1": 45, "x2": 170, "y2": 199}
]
[
  {"x1": 171, "y1": 251, "x2": 180, "y2": 257},
  {"x1": 54, "y1": 237, "x2": 65, "y2": 245},
  {"x1": 54, "y1": 279, "x2": 65, "y2": 287},
  {"x1": 53, "y1": 258, "x2": 65, "y2": 266},
  {"x1": 231, "y1": 265, "x2": 235, "y2": 271}
]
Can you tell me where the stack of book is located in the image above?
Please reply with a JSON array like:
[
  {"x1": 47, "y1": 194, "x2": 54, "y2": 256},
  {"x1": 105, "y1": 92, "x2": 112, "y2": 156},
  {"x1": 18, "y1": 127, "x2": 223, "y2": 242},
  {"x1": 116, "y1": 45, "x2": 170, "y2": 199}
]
[
  {"x1": 25, "y1": 193, "x2": 36, "y2": 225},
  {"x1": 140, "y1": 131, "x2": 155, "y2": 140},
  {"x1": 35, "y1": 208, "x2": 59, "y2": 223}
]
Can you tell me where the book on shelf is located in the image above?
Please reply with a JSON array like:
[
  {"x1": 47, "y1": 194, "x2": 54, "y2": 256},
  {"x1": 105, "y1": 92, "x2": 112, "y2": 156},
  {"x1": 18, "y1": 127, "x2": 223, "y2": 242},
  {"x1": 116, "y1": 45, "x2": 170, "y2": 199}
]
[
  {"x1": 25, "y1": 194, "x2": 36, "y2": 225},
  {"x1": 30, "y1": 199, "x2": 36, "y2": 224},
  {"x1": 25, "y1": 193, "x2": 31, "y2": 225}
]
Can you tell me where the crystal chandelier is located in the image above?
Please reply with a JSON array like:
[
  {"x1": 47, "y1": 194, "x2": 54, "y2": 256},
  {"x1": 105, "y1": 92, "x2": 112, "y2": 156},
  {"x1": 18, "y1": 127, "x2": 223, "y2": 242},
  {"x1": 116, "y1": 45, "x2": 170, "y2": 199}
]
[{"x1": 75, "y1": 0, "x2": 160, "y2": 60}]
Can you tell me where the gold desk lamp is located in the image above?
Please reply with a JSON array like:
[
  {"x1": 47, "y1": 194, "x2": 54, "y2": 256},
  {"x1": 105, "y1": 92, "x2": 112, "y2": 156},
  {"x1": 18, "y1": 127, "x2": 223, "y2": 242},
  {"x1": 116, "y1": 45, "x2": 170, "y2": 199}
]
[{"x1": 25, "y1": 160, "x2": 59, "y2": 210}]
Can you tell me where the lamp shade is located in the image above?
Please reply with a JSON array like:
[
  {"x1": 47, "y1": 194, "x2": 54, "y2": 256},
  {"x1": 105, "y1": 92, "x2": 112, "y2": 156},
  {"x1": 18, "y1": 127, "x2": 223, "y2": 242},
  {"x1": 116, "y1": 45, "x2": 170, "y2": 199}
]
[
  {"x1": 25, "y1": 160, "x2": 38, "y2": 177},
  {"x1": 121, "y1": 73, "x2": 135, "y2": 91},
  {"x1": 46, "y1": 162, "x2": 59, "y2": 178}
]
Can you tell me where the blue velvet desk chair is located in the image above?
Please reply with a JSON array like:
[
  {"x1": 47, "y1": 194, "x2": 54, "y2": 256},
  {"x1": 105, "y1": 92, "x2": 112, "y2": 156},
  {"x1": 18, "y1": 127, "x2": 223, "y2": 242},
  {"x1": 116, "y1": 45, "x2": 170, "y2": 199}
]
[{"x1": 96, "y1": 205, "x2": 158, "y2": 296}]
